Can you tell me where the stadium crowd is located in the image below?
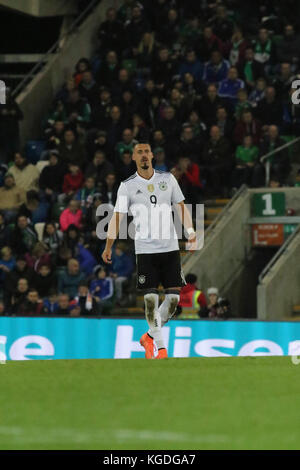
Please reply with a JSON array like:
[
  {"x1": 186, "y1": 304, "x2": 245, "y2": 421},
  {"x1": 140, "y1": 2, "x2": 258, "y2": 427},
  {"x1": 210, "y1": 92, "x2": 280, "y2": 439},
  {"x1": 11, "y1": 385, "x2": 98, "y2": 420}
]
[{"x1": 0, "y1": 0, "x2": 299, "y2": 316}]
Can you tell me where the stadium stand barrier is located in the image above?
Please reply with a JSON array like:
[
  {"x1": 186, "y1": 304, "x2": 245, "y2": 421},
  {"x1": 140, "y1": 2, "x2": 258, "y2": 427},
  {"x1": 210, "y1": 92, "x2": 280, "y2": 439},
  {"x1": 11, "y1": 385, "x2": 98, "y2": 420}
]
[{"x1": 257, "y1": 226, "x2": 300, "y2": 320}]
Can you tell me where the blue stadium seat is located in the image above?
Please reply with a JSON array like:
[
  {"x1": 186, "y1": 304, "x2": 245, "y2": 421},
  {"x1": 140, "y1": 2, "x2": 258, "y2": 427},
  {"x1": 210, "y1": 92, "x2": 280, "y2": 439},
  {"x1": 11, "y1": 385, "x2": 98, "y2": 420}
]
[{"x1": 25, "y1": 140, "x2": 47, "y2": 164}]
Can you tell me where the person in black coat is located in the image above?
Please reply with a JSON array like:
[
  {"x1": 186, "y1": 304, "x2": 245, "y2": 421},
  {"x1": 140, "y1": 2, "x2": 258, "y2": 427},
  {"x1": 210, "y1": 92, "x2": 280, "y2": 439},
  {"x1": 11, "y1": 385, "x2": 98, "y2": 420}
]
[
  {"x1": 39, "y1": 150, "x2": 66, "y2": 202},
  {"x1": 255, "y1": 86, "x2": 283, "y2": 128},
  {"x1": 97, "y1": 7, "x2": 124, "y2": 55},
  {"x1": 238, "y1": 47, "x2": 265, "y2": 91}
]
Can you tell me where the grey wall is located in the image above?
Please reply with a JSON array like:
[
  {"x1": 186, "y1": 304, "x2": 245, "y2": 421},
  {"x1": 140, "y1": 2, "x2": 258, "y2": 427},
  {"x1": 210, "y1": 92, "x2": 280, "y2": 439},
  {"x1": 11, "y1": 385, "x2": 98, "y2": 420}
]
[
  {"x1": 182, "y1": 189, "x2": 252, "y2": 315},
  {"x1": 0, "y1": 0, "x2": 78, "y2": 16},
  {"x1": 257, "y1": 230, "x2": 300, "y2": 320}
]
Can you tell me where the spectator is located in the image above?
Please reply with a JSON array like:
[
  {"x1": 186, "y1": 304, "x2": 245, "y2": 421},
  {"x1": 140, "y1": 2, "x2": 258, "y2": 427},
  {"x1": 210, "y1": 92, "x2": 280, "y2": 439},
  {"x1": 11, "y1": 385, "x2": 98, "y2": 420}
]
[
  {"x1": 10, "y1": 278, "x2": 30, "y2": 315},
  {"x1": 16, "y1": 289, "x2": 44, "y2": 316},
  {"x1": 198, "y1": 84, "x2": 225, "y2": 127},
  {"x1": 101, "y1": 173, "x2": 119, "y2": 206},
  {"x1": 96, "y1": 50, "x2": 120, "y2": 86},
  {"x1": 90, "y1": 265, "x2": 114, "y2": 303},
  {"x1": 231, "y1": 135, "x2": 259, "y2": 189},
  {"x1": 9, "y1": 153, "x2": 39, "y2": 192},
  {"x1": 218, "y1": 67, "x2": 245, "y2": 105},
  {"x1": 0, "y1": 173, "x2": 26, "y2": 222},
  {"x1": 73, "y1": 58, "x2": 91, "y2": 86},
  {"x1": 10, "y1": 215, "x2": 38, "y2": 255},
  {"x1": 60, "y1": 199, "x2": 83, "y2": 232},
  {"x1": 208, "y1": 4, "x2": 234, "y2": 42},
  {"x1": 42, "y1": 222, "x2": 63, "y2": 262},
  {"x1": 61, "y1": 164, "x2": 84, "y2": 203},
  {"x1": 234, "y1": 89, "x2": 252, "y2": 120},
  {"x1": 18, "y1": 190, "x2": 49, "y2": 224},
  {"x1": 75, "y1": 176, "x2": 99, "y2": 214},
  {"x1": 86, "y1": 130, "x2": 110, "y2": 161},
  {"x1": 33, "y1": 264, "x2": 57, "y2": 299},
  {"x1": 200, "y1": 286, "x2": 219, "y2": 318},
  {"x1": 124, "y1": 3, "x2": 150, "y2": 51},
  {"x1": 39, "y1": 150, "x2": 66, "y2": 202},
  {"x1": 74, "y1": 281, "x2": 99, "y2": 315},
  {"x1": 55, "y1": 293, "x2": 71, "y2": 315},
  {"x1": 132, "y1": 113, "x2": 150, "y2": 142},
  {"x1": 277, "y1": 24, "x2": 300, "y2": 69},
  {"x1": 178, "y1": 273, "x2": 207, "y2": 316},
  {"x1": 59, "y1": 129, "x2": 86, "y2": 168},
  {"x1": 0, "y1": 87, "x2": 23, "y2": 163},
  {"x1": 153, "y1": 147, "x2": 170, "y2": 172},
  {"x1": 42, "y1": 289, "x2": 59, "y2": 314},
  {"x1": 152, "y1": 47, "x2": 177, "y2": 92},
  {"x1": 90, "y1": 87, "x2": 112, "y2": 129},
  {"x1": 97, "y1": 7, "x2": 124, "y2": 55},
  {"x1": 0, "y1": 211, "x2": 10, "y2": 248},
  {"x1": 214, "y1": 106, "x2": 235, "y2": 140},
  {"x1": 0, "y1": 246, "x2": 15, "y2": 290},
  {"x1": 117, "y1": 150, "x2": 136, "y2": 181},
  {"x1": 253, "y1": 28, "x2": 276, "y2": 69},
  {"x1": 110, "y1": 244, "x2": 134, "y2": 303},
  {"x1": 25, "y1": 241, "x2": 51, "y2": 272},
  {"x1": 4, "y1": 256, "x2": 34, "y2": 310},
  {"x1": 64, "y1": 89, "x2": 91, "y2": 125},
  {"x1": 115, "y1": 128, "x2": 138, "y2": 161},
  {"x1": 78, "y1": 70, "x2": 98, "y2": 105},
  {"x1": 234, "y1": 109, "x2": 262, "y2": 146},
  {"x1": 177, "y1": 125, "x2": 202, "y2": 161},
  {"x1": 58, "y1": 258, "x2": 85, "y2": 299},
  {"x1": 196, "y1": 26, "x2": 223, "y2": 62},
  {"x1": 174, "y1": 156, "x2": 203, "y2": 204},
  {"x1": 85, "y1": 150, "x2": 114, "y2": 186},
  {"x1": 259, "y1": 125, "x2": 291, "y2": 184},
  {"x1": 105, "y1": 105, "x2": 125, "y2": 152},
  {"x1": 228, "y1": 27, "x2": 249, "y2": 66},
  {"x1": 202, "y1": 125, "x2": 233, "y2": 196},
  {"x1": 179, "y1": 49, "x2": 203, "y2": 84},
  {"x1": 203, "y1": 50, "x2": 230, "y2": 85},
  {"x1": 238, "y1": 47, "x2": 265, "y2": 90},
  {"x1": 248, "y1": 77, "x2": 266, "y2": 106}
]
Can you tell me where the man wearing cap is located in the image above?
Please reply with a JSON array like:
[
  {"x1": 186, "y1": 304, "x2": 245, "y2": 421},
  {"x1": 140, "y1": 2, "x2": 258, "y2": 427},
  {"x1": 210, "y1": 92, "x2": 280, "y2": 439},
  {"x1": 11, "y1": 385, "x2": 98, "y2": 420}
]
[{"x1": 0, "y1": 173, "x2": 26, "y2": 222}]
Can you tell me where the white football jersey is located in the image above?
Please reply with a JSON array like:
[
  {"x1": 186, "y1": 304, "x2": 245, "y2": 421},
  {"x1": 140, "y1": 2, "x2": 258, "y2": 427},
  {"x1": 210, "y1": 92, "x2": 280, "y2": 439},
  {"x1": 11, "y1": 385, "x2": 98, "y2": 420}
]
[{"x1": 114, "y1": 170, "x2": 185, "y2": 254}]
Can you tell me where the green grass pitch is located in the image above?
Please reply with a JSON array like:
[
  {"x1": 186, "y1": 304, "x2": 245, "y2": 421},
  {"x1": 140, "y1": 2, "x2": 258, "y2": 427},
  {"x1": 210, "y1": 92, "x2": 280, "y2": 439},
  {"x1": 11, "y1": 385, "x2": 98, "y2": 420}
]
[{"x1": 0, "y1": 356, "x2": 299, "y2": 450}]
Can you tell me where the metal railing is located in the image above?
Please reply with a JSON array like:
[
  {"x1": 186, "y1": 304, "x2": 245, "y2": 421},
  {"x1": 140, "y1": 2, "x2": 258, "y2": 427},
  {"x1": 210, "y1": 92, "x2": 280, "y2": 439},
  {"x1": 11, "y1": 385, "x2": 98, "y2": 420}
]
[
  {"x1": 260, "y1": 136, "x2": 300, "y2": 187},
  {"x1": 11, "y1": 0, "x2": 100, "y2": 98},
  {"x1": 258, "y1": 224, "x2": 300, "y2": 284}
]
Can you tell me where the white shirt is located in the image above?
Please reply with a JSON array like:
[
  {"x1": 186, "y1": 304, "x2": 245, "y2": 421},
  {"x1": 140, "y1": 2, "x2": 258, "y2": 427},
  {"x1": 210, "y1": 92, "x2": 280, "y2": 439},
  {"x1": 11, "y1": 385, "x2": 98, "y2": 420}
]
[{"x1": 114, "y1": 170, "x2": 185, "y2": 254}]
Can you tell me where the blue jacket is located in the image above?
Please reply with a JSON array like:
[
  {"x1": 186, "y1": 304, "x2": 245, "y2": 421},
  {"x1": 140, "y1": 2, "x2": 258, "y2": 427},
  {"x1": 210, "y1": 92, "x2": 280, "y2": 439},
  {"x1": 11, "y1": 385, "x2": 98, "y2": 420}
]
[
  {"x1": 76, "y1": 243, "x2": 97, "y2": 275},
  {"x1": 203, "y1": 60, "x2": 230, "y2": 84},
  {"x1": 111, "y1": 252, "x2": 134, "y2": 278},
  {"x1": 90, "y1": 278, "x2": 114, "y2": 300},
  {"x1": 218, "y1": 78, "x2": 245, "y2": 101}
]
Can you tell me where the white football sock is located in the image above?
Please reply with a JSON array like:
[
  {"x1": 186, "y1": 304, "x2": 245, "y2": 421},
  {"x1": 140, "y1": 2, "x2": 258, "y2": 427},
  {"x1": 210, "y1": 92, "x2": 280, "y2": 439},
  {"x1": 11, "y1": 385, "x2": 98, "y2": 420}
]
[
  {"x1": 159, "y1": 293, "x2": 180, "y2": 327},
  {"x1": 144, "y1": 293, "x2": 165, "y2": 349}
]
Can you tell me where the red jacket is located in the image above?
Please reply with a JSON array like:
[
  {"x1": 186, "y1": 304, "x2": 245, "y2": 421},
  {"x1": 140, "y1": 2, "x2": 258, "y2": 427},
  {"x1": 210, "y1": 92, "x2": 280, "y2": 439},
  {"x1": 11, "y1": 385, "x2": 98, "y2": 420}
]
[
  {"x1": 63, "y1": 171, "x2": 84, "y2": 194},
  {"x1": 60, "y1": 208, "x2": 83, "y2": 232},
  {"x1": 234, "y1": 119, "x2": 262, "y2": 146},
  {"x1": 180, "y1": 163, "x2": 203, "y2": 188},
  {"x1": 179, "y1": 283, "x2": 207, "y2": 308}
]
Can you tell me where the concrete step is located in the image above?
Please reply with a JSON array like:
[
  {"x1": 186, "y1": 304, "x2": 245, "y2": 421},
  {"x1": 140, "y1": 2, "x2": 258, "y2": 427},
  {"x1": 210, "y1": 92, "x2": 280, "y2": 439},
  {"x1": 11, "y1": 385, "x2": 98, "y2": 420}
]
[{"x1": 292, "y1": 305, "x2": 300, "y2": 315}]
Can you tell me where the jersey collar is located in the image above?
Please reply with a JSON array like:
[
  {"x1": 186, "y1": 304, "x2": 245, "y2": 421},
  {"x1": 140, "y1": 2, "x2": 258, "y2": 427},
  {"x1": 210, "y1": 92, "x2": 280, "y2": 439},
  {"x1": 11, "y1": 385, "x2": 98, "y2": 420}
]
[{"x1": 136, "y1": 169, "x2": 155, "y2": 182}]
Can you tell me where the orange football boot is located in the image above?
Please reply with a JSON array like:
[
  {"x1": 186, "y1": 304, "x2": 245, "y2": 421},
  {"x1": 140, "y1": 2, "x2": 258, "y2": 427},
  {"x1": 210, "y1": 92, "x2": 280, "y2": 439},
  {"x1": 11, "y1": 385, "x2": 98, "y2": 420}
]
[
  {"x1": 155, "y1": 348, "x2": 168, "y2": 359},
  {"x1": 140, "y1": 333, "x2": 154, "y2": 359}
]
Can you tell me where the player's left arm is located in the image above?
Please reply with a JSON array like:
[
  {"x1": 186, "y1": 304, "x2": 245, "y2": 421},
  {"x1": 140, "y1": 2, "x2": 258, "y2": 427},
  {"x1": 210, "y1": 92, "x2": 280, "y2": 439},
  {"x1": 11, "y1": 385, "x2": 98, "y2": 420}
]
[{"x1": 174, "y1": 201, "x2": 196, "y2": 244}]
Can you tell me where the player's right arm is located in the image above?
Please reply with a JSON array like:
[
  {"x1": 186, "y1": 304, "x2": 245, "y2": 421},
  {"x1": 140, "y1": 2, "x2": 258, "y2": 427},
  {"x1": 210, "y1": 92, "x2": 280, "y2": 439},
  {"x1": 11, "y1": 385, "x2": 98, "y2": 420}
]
[
  {"x1": 102, "y1": 212, "x2": 124, "y2": 264},
  {"x1": 101, "y1": 182, "x2": 129, "y2": 264}
]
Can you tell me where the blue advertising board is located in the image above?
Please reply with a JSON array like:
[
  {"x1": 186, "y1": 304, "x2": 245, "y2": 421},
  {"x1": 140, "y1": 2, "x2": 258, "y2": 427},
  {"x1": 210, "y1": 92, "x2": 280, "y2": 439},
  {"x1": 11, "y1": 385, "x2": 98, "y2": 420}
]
[{"x1": 0, "y1": 317, "x2": 300, "y2": 360}]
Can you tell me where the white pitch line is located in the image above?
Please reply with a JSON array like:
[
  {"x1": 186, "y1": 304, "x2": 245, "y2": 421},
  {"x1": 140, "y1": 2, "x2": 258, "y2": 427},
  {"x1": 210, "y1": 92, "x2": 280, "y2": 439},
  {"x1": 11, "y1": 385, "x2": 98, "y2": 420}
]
[{"x1": 0, "y1": 426, "x2": 229, "y2": 445}]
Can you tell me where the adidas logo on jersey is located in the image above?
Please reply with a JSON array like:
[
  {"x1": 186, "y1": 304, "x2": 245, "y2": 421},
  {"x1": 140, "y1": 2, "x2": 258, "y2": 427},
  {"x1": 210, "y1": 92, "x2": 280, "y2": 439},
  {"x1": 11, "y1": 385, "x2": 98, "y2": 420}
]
[{"x1": 136, "y1": 189, "x2": 142, "y2": 194}]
